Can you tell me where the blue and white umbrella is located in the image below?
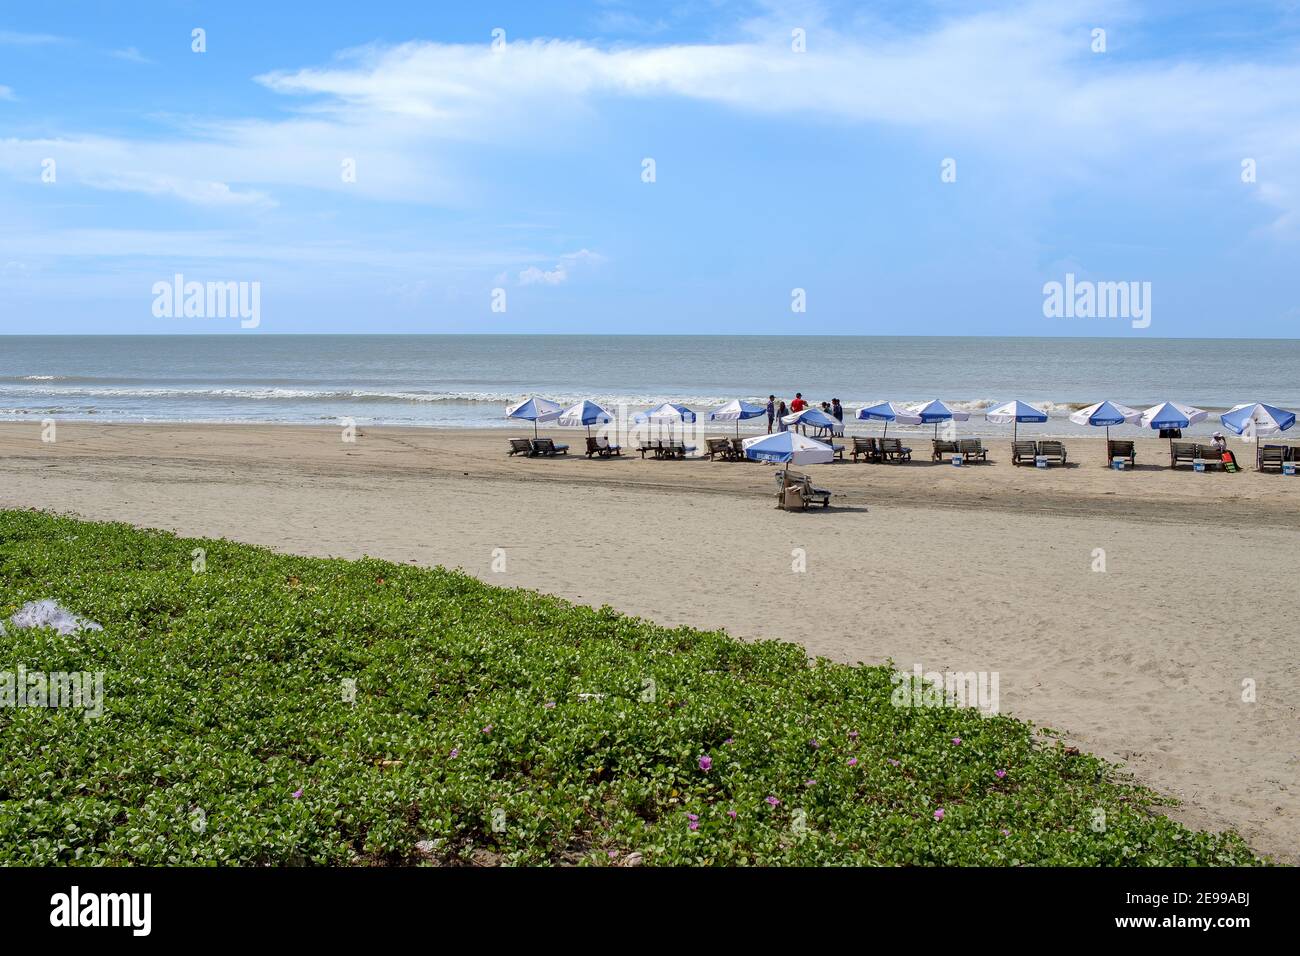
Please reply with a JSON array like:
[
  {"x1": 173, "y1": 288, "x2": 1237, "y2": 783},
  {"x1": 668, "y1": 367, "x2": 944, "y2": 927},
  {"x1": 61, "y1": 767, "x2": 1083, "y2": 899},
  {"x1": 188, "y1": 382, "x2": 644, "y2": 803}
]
[
  {"x1": 1069, "y1": 400, "x2": 1141, "y2": 460},
  {"x1": 742, "y1": 430, "x2": 833, "y2": 466},
  {"x1": 709, "y1": 399, "x2": 767, "y2": 437},
  {"x1": 506, "y1": 396, "x2": 564, "y2": 438},
  {"x1": 1220, "y1": 402, "x2": 1296, "y2": 438},
  {"x1": 557, "y1": 399, "x2": 614, "y2": 436},
  {"x1": 908, "y1": 399, "x2": 971, "y2": 438},
  {"x1": 856, "y1": 401, "x2": 922, "y2": 440},
  {"x1": 782, "y1": 406, "x2": 843, "y2": 436},
  {"x1": 633, "y1": 402, "x2": 697, "y2": 424},
  {"x1": 984, "y1": 400, "x2": 1048, "y2": 442},
  {"x1": 1141, "y1": 401, "x2": 1207, "y2": 431}
]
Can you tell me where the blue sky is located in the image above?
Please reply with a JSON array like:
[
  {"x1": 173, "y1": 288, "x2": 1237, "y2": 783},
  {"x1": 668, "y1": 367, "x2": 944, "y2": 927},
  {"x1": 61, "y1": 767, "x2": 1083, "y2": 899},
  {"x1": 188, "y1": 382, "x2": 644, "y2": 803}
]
[{"x1": 2, "y1": 0, "x2": 1299, "y2": 336}]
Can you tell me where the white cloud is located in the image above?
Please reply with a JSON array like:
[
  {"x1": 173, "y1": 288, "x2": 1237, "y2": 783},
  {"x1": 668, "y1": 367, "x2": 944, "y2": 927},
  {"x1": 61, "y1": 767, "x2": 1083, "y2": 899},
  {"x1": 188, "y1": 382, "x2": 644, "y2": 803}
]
[
  {"x1": 110, "y1": 47, "x2": 153, "y2": 65},
  {"x1": 0, "y1": 86, "x2": 14, "y2": 101},
  {"x1": 517, "y1": 248, "x2": 604, "y2": 285},
  {"x1": 0, "y1": 30, "x2": 64, "y2": 46}
]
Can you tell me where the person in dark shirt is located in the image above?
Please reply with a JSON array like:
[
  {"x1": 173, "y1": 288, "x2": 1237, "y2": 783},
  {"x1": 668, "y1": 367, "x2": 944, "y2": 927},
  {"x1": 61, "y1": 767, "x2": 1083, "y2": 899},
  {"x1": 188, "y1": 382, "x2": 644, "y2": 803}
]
[
  {"x1": 776, "y1": 400, "x2": 788, "y2": 432},
  {"x1": 766, "y1": 395, "x2": 776, "y2": 434},
  {"x1": 831, "y1": 398, "x2": 844, "y2": 422}
]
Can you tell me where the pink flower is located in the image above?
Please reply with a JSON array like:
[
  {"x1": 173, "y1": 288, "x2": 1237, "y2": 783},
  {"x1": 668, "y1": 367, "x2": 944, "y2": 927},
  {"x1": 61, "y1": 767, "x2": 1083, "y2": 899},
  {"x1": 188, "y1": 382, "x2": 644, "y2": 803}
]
[
  {"x1": 804, "y1": 779, "x2": 816, "y2": 787},
  {"x1": 848, "y1": 730, "x2": 859, "y2": 741},
  {"x1": 934, "y1": 808, "x2": 945, "y2": 821},
  {"x1": 544, "y1": 701, "x2": 555, "y2": 709},
  {"x1": 481, "y1": 725, "x2": 493, "y2": 735},
  {"x1": 952, "y1": 737, "x2": 962, "y2": 745},
  {"x1": 688, "y1": 820, "x2": 699, "y2": 831},
  {"x1": 766, "y1": 796, "x2": 780, "y2": 807},
  {"x1": 449, "y1": 748, "x2": 459, "y2": 758},
  {"x1": 727, "y1": 809, "x2": 737, "y2": 819},
  {"x1": 686, "y1": 813, "x2": 699, "y2": 821},
  {"x1": 995, "y1": 769, "x2": 1007, "y2": 779},
  {"x1": 808, "y1": 739, "x2": 820, "y2": 750},
  {"x1": 698, "y1": 755, "x2": 712, "y2": 772},
  {"x1": 847, "y1": 757, "x2": 858, "y2": 767},
  {"x1": 292, "y1": 788, "x2": 303, "y2": 799},
  {"x1": 887, "y1": 758, "x2": 901, "y2": 766},
  {"x1": 1000, "y1": 829, "x2": 1010, "y2": 836}
]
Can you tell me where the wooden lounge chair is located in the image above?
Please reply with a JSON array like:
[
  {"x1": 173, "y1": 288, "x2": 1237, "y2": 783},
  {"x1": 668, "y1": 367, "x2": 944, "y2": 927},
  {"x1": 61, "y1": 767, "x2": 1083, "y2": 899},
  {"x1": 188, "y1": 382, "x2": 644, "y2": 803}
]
[
  {"x1": 531, "y1": 438, "x2": 569, "y2": 457},
  {"x1": 774, "y1": 470, "x2": 831, "y2": 510},
  {"x1": 1011, "y1": 441, "x2": 1037, "y2": 466},
  {"x1": 659, "y1": 441, "x2": 696, "y2": 459},
  {"x1": 730, "y1": 437, "x2": 748, "y2": 460},
  {"x1": 1107, "y1": 440, "x2": 1136, "y2": 466},
  {"x1": 508, "y1": 438, "x2": 534, "y2": 457},
  {"x1": 1037, "y1": 440, "x2": 1067, "y2": 465},
  {"x1": 705, "y1": 437, "x2": 732, "y2": 461},
  {"x1": 851, "y1": 436, "x2": 877, "y2": 462},
  {"x1": 1169, "y1": 440, "x2": 1198, "y2": 468},
  {"x1": 1194, "y1": 444, "x2": 1224, "y2": 469},
  {"x1": 585, "y1": 436, "x2": 621, "y2": 458},
  {"x1": 638, "y1": 440, "x2": 661, "y2": 459},
  {"x1": 932, "y1": 439, "x2": 959, "y2": 462},
  {"x1": 878, "y1": 437, "x2": 912, "y2": 462},
  {"x1": 1259, "y1": 445, "x2": 1287, "y2": 471},
  {"x1": 957, "y1": 439, "x2": 987, "y2": 463}
]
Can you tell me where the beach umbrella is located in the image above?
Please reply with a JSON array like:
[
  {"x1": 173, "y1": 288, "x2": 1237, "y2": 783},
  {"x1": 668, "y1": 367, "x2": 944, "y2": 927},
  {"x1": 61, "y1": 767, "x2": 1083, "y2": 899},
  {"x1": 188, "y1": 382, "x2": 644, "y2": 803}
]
[
  {"x1": 1069, "y1": 400, "x2": 1141, "y2": 461},
  {"x1": 1141, "y1": 401, "x2": 1208, "y2": 460},
  {"x1": 782, "y1": 406, "x2": 843, "y2": 439},
  {"x1": 557, "y1": 399, "x2": 614, "y2": 437},
  {"x1": 709, "y1": 399, "x2": 766, "y2": 438},
  {"x1": 984, "y1": 400, "x2": 1048, "y2": 443},
  {"x1": 907, "y1": 399, "x2": 971, "y2": 439},
  {"x1": 855, "y1": 401, "x2": 922, "y2": 440},
  {"x1": 1220, "y1": 403, "x2": 1297, "y2": 468},
  {"x1": 633, "y1": 402, "x2": 697, "y2": 424},
  {"x1": 506, "y1": 396, "x2": 564, "y2": 438},
  {"x1": 742, "y1": 432, "x2": 833, "y2": 483}
]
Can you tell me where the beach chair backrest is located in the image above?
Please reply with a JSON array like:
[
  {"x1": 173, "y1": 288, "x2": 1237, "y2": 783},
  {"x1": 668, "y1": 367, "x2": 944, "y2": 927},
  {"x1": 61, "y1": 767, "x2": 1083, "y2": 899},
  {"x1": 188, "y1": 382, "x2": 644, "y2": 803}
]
[
  {"x1": 510, "y1": 438, "x2": 532, "y2": 454},
  {"x1": 958, "y1": 439, "x2": 981, "y2": 454},
  {"x1": 533, "y1": 438, "x2": 556, "y2": 455}
]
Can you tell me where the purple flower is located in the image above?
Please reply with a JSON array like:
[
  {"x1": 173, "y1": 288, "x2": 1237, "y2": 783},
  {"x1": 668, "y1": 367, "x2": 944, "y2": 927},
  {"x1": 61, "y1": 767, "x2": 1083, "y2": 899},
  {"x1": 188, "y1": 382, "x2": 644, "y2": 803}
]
[
  {"x1": 887, "y1": 758, "x2": 901, "y2": 766},
  {"x1": 686, "y1": 813, "x2": 699, "y2": 821},
  {"x1": 688, "y1": 820, "x2": 699, "y2": 831},
  {"x1": 934, "y1": 808, "x2": 945, "y2": 821},
  {"x1": 449, "y1": 748, "x2": 459, "y2": 758},
  {"x1": 995, "y1": 769, "x2": 1007, "y2": 779},
  {"x1": 723, "y1": 738, "x2": 734, "y2": 746},
  {"x1": 481, "y1": 725, "x2": 493, "y2": 735},
  {"x1": 544, "y1": 701, "x2": 555, "y2": 710},
  {"x1": 1000, "y1": 829, "x2": 1010, "y2": 836},
  {"x1": 952, "y1": 737, "x2": 962, "y2": 745},
  {"x1": 848, "y1": 730, "x2": 859, "y2": 741},
  {"x1": 698, "y1": 755, "x2": 712, "y2": 773},
  {"x1": 808, "y1": 739, "x2": 820, "y2": 750},
  {"x1": 727, "y1": 809, "x2": 737, "y2": 819},
  {"x1": 847, "y1": 757, "x2": 858, "y2": 767},
  {"x1": 292, "y1": 788, "x2": 303, "y2": 799},
  {"x1": 766, "y1": 796, "x2": 780, "y2": 807}
]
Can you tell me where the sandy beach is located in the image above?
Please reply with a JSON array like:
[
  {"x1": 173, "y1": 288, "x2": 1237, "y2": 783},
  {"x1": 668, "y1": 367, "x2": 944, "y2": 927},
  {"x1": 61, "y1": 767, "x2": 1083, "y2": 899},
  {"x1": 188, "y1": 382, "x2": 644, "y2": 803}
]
[{"x1": 1, "y1": 421, "x2": 1296, "y2": 862}]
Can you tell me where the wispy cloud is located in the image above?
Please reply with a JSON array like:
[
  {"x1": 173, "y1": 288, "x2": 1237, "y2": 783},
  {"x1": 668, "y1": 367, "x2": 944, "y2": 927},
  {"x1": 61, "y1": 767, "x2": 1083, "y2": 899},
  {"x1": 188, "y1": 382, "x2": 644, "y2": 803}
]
[
  {"x1": 0, "y1": 30, "x2": 65, "y2": 46},
  {"x1": 517, "y1": 249, "x2": 605, "y2": 286},
  {"x1": 110, "y1": 47, "x2": 153, "y2": 65}
]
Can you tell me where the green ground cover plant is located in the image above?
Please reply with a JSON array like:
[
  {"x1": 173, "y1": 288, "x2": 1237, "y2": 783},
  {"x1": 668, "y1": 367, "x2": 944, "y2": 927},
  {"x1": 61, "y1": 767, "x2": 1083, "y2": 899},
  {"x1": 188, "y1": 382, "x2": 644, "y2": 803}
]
[{"x1": 0, "y1": 510, "x2": 1261, "y2": 866}]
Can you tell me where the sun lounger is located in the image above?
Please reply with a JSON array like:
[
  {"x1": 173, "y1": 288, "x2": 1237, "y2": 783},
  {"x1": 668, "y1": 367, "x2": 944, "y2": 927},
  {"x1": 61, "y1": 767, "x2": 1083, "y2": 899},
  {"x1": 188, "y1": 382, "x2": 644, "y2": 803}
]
[
  {"x1": 932, "y1": 439, "x2": 959, "y2": 462},
  {"x1": 957, "y1": 439, "x2": 987, "y2": 462},
  {"x1": 638, "y1": 440, "x2": 661, "y2": 459},
  {"x1": 851, "y1": 436, "x2": 877, "y2": 462},
  {"x1": 1037, "y1": 440, "x2": 1067, "y2": 465},
  {"x1": 1107, "y1": 440, "x2": 1136, "y2": 466},
  {"x1": 658, "y1": 441, "x2": 696, "y2": 460},
  {"x1": 1170, "y1": 440, "x2": 1198, "y2": 468},
  {"x1": 705, "y1": 437, "x2": 732, "y2": 460},
  {"x1": 730, "y1": 437, "x2": 747, "y2": 460},
  {"x1": 774, "y1": 470, "x2": 831, "y2": 510},
  {"x1": 1011, "y1": 441, "x2": 1037, "y2": 466},
  {"x1": 531, "y1": 438, "x2": 569, "y2": 457},
  {"x1": 508, "y1": 438, "x2": 534, "y2": 457},
  {"x1": 585, "y1": 436, "x2": 621, "y2": 458},
  {"x1": 878, "y1": 437, "x2": 912, "y2": 462},
  {"x1": 1259, "y1": 445, "x2": 1287, "y2": 471}
]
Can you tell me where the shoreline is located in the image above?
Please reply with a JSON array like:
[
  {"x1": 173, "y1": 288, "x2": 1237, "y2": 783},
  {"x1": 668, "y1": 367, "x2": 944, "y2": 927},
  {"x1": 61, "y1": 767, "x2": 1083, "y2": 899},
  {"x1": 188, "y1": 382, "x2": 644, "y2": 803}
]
[{"x1": 2, "y1": 420, "x2": 1297, "y2": 862}]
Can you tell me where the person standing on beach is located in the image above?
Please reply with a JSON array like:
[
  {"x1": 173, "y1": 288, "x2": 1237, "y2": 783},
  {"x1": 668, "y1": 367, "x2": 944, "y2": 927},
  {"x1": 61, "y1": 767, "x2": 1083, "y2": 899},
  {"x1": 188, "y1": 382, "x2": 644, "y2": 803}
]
[
  {"x1": 791, "y1": 393, "x2": 807, "y2": 413},
  {"x1": 766, "y1": 395, "x2": 776, "y2": 434},
  {"x1": 831, "y1": 398, "x2": 844, "y2": 423},
  {"x1": 776, "y1": 399, "x2": 788, "y2": 432}
]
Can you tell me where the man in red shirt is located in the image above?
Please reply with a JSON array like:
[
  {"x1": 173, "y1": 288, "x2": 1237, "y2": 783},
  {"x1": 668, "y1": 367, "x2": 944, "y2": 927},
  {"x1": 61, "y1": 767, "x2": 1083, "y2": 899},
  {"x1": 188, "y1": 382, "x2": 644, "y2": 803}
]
[{"x1": 790, "y1": 393, "x2": 807, "y2": 412}]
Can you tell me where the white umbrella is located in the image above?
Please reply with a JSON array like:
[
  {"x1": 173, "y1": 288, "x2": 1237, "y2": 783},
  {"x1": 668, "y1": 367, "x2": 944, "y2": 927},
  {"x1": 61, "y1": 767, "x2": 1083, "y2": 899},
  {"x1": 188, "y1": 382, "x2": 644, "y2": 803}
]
[
  {"x1": 505, "y1": 396, "x2": 564, "y2": 438},
  {"x1": 557, "y1": 400, "x2": 615, "y2": 437},
  {"x1": 984, "y1": 400, "x2": 1049, "y2": 443},
  {"x1": 709, "y1": 399, "x2": 766, "y2": 438},
  {"x1": 1069, "y1": 400, "x2": 1142, "y2": 463},
  {"x1": 855, "y1": 401, "x2": 922, "y2": 441}
]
